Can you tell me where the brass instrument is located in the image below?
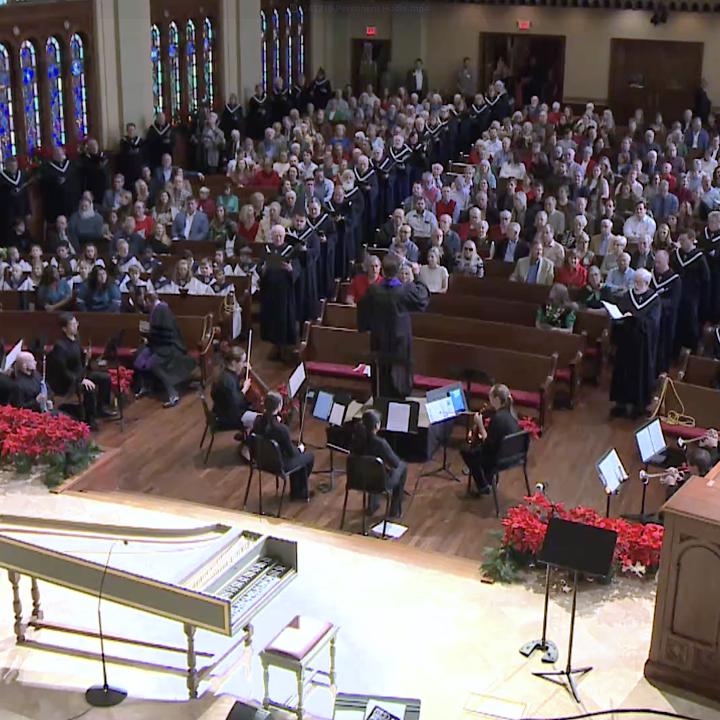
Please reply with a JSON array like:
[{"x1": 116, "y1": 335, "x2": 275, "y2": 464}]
[
  {"x1": 677, "y1": 435, "x2": 706, "y2": 449},
  {"x1": 639, "y1": 469, "x2": 670, "y2": 481}
]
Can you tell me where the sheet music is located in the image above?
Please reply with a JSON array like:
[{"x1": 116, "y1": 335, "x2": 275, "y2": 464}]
[
  {"x1": 601, "y1": 300, "x2": 624, "y2": 320},
  {"x1": 3, "y1": 339, "x2": 22, "y2": 372},
  {"x1": 386, "y1": 402, "x2": 411, "y2": 433},
  {"x1": 288, "y1": 363, "x2": 306, "y2": 399},
  {"x1": 426, "y1": 396, "x2": 455, "y2": 424},
  {"x1": 313, "y1": 391, "x2": 333, "y2": 421},
  {"x1": 636, "y1": 419, "x2": 666, "y2": 463},
  {"x1": 329, "y1": 403, "x2": 345, "y2": 426},
  {"x1": 345, "y1": 400, "x2": 366, "y2": 422},
  {"x1": 597, "y1": 449, "x2": 628, "y2": 493}
]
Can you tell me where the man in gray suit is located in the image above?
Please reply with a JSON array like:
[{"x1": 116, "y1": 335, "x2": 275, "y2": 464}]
[{"x1": 171, "y1": 197, "x2": 209, "y2": 241}]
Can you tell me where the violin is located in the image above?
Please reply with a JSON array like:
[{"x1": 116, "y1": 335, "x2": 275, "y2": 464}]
[{"x1": 466, "y1": 403, "x2": 493, "y2": 445}]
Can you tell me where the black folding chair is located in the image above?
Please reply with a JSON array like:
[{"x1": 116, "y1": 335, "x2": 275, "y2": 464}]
[
  {"x1": 341, "y1": 455, "x2": 391, "y2": 538},
  {"x1": 198, "y1": 394, "x2": 235, "y2": 465},
  {"x1": 243, "y1": 434, "x2": 288, "y2": 518}
]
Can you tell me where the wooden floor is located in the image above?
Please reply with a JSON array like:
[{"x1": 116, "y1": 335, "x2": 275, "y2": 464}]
[{"x1": 84, "y1": 337, "x2": 669, "y2": 563}]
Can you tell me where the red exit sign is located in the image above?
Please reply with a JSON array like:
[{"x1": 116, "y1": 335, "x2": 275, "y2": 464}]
[
  {"x1": 366, "y1": 26, "x2": 377, "y2": 36},
  {"x1": 517, "y1": 19, "x2": 532, "y2": 31}
]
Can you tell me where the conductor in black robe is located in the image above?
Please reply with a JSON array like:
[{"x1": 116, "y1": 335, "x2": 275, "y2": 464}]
[
  {"x1": 651, "y1": 250, "x2": 682, "y2": 374},
  {"x1": 117, "y1": 123, "x2": 146, "y2": 188},
  {"x1": 0, "y1": 157, "x2": 30, "y2": 236},
  {"x1": 358, "y1": 255, "x2": 430, "y2": 398},
  {"x1": 246, "y1": 86, "x2": 270, "y2": 141},
  {"x1": 134, "y1": 294, "x2": 197, "y2": 408},
  {"x1": 146, "y1": 112, "x2": 175, "y2": 169},
  {"x1": 41, "y1": 147, "x2": 82, "y2": 223},
  {"x1": 610, "y1": 269, "x2": 661, "y2": 418},
  {"x1": 259, "y1": 224, "x2": 301, "y2": 357},
  {"x1": 307, "y1": 198, "x2": 337, "y2": 299},
  {"x1": 671, "y1": 232, "x2": 711, "y2": 354}
]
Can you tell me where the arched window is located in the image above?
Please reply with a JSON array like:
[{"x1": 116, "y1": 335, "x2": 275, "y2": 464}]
[
  {"x1": 0, "y1": 43, "x2": 16, "y2": 158},
  {"x1": 297, "y1": 6, "x2": 305, "y2": 80},
  {"x1": 168, "y1": 21, "x2": 181, "y2": 118},
  {"x1": 285, "y1": 7, "x2": 292, "y2": 84},
  {"x1": 46, "y1": 37, "x2": 66, "y2": 147},
  {"x1": 202, "y1": 17, "x2": 214, "y2": 108},
  {"x1": 19, "y1": 40, "x2": 41, "y2": 153},
  {"x1": 151, "y1": 24, "x2": 163, "y2": 115},
  {"x1": 185, "y1": 19, "x2": 198, "y2": 112},
  {"x1": 260, "y1": 10, "x2": 268, "y2": 92},
  {"x1": 271, "y1": 9, "x2": 280, "y2": 89},
  {"x1": 70, "y1": 33, "x2": 88, "y2": 139}
]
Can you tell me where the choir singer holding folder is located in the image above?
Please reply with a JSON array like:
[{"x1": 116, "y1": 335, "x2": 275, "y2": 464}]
[{"x1": 607, "y1": 268, "x2": 661, "y2": 419}]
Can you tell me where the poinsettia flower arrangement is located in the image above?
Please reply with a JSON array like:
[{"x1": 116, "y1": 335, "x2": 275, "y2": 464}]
[
  {"x1": 109, "y1": 366, "x2": 134, "y2": 395},
  {"x1": 483, "y1": 492, "x2": 664, "y2": 582},
  {"x1": 0, "y1": 406, "x2": 98, "y2": 488}
]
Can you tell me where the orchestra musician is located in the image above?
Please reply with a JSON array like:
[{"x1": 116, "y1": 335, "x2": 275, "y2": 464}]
[
  {"x1": 460, "y1": 384, "x2": 520, "y2": 496},
  {"x1": 350, "y1": 409, "x2": 407, "y2": 518},
  {"x1": 210, "y1": 346, "x2": 258, "y2": 434},
  {"x1": 660, "y1": 444, "x2": 715, "y2": 499},
  {"x1": 252, "y1": 391, "x2": 314, "y2": 501},
  {"x1": 9, "y1": 351, "x2": 52, "y2": 413}
]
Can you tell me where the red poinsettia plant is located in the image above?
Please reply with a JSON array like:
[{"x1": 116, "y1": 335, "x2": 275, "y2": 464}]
[
  {"x1": 109, "y1": 366, "x2": 134, "y2": 396},
  {"x1": 485, "y1": 492, "x2": 664, "y2": 581},
  {"x1": 0, "y1": 406, "x2": 98, "y2": 487}
]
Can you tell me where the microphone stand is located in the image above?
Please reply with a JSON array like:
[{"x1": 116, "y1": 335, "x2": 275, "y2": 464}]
[{"x1": 85, "y1": 540, "x2": 128, "y2": 707}]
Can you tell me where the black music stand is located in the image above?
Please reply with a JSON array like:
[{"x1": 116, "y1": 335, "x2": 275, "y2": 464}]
[
  {"x1": 519, "y1": 560, "x2": 559, "y2": 664},
  {"x1": 532, "y1": 518, "x2": 617, "y2": 703}
]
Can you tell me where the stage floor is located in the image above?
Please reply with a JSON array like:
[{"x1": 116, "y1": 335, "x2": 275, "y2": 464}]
[{"x1": 0, "y1": 487, "x2": 718, "y2": 720}]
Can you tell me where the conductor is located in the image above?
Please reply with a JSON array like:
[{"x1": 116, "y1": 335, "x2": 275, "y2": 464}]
[{"x1": 357, "y1": 254, "x2": 429, "y2": 398}]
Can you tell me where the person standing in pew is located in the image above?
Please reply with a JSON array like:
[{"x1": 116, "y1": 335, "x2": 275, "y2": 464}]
[
  {"x1": 252, "y1": 390, "x2": 314, "y2": 501},
  {"x1": 652, "y1": 250, "x2": 682, "y2": 374},
  {"x1": 609, "y1": 269, "x2": 661, "y2": 419},
  {"x1": 358, "y1": 254, "x2": 429, "y2": 399},
  {"x1": 351, "y1": 409, "x2": 407, "y2": 518},
  {"x1": 461, "y1": 384, "x2": 520, "y2": 496},
  {"x1": 307, "y1": 197, "x2": 337, "y2": 299},
  {"x1": 47, "y1": 314, "x2": 116, "y2": 430}
]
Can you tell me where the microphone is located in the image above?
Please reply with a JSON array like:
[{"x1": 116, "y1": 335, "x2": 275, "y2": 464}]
[{"x1": 85, "y1": 540, "x2": 129, "y2": 708}]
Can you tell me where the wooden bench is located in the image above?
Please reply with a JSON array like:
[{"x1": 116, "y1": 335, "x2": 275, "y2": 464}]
[
  {"x1": 676, "y1": 350, "x2": 720, "y2": 389},
  {"x1": 482, "y1": 259, "x2": 515, "y2": 279},
  {"x1": 654, "y1": 375, "x2": 720, "y2": 441},
  {"x1": 319, "y1": 302, "x2": 585, "y2": 407},
  {"x1": 448, "y1": 275, "x2": 582, "y2": 303}
]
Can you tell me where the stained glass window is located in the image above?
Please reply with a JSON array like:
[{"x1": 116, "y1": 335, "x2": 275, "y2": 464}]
[
  {"x1": 0, "y1": 43, "x2": 16, "y2": 158},
  {"x1": 70, "y1": 33, "x2": 88, "y2": 139},
  {"x1": 186, "y1": 19, "x2": 198, "y2": 111},
  {"x1": 19, "y1": 40, "x2": 41, "y2": 153},
  {"x1": 271, "y1": 10, "x2": 280, "y2": 87},
  {"x1": 202, "y1": 17, "x2": 214, "y2": 107},
  {"x1": 46, "y1": 37, "x2": 66, "y2": 147},
  {"x1": 151, "y1": 24, "x2": 163, "y2": 115},
  {"x1": 297, "y1": 6, "x2": 305, "y2": 79},
  {"x1": 285, "y1": 8, "x2": 292, "y2": 84},
  {"x1": 260, "y1": 11, "x2": 268, "y2": 92},
  {"x1": 168, "y1": 21, "x2": 181, "y2": 118}
]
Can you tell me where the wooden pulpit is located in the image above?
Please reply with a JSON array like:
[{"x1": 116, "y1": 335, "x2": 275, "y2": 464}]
[{"x1": 645, "y1": 464, "x2": 720, "y2": 701}]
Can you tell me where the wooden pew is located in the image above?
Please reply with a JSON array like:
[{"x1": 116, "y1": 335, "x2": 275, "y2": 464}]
[
  {"x1": 319, "y1": 302, "x2": 585, "y2": 406},
  {"x1": 300, "y1": 323, "x2": 557, "y2": 430},
  {"x1": 448, "y1": 275, "x2": 582, "y2": 303},
  {"x1": 0, "y1": 291, "x2": 34, "y2": 310},
  {"x1": 482, "y1": 259, "x2": 515, "y2": 279},
  {"x1": 676, "y1": 349, "x2": 720, "y2": 389},
  {"x1": 654, "y1": 375, "x2": 720, "y2": 441}
]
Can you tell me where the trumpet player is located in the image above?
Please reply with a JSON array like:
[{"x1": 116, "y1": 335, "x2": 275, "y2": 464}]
[{"x1": 660, "y1": 445, "x2": 714, "y2": 499}]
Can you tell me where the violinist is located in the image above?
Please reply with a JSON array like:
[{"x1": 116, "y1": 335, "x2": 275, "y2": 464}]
[
  {"x1": 461, "y1": 384, "x2": 520, "y2": 496},
  {"x1": 210, "y1": 346, "x2": 258, "y2": 433}
]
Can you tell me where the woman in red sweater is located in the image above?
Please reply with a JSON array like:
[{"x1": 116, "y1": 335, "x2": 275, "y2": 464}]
[{"x1": 555, "y1": 249, "x2": 587, "y2": 289}]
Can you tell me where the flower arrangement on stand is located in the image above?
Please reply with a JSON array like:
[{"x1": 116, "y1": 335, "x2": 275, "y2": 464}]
[
  {"x1": 0, "y1": 406, "x2": 98, "y2": 488},
  {"x1": 109, "y1": 366, "x2": 134, "y2": 396},
  {"x1": 482, "y1": 492, "x2": 664, "y2": 582}
]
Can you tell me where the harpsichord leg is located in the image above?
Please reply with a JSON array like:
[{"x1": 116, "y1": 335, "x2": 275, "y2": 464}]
[
  {"x1": 30, "y1": 577, "x2": 43, "y2": 621},
  {"x1": 184, "y1": 623, "x2": 199, "y2": 699},
  {"x1": 8, "y1": 572, "x2": 24, "y2": 642}
]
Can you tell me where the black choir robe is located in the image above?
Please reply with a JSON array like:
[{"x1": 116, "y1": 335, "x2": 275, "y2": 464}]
[
  {"x1": 41, "y1": 159, "x2": 82, "y2": 222},
  {"x1": 145, "y1": 121, "x2": 174, "y2": 169},
  {"x1": 290, "y1": 83, "x2": 311, "y2": 113},
  {"x1": 671, "y1": 247, "x2": 711, "y2": 354},
  {"x1": 117, "y1": 135, "x2": 146, "y2": 187},
  {"x1": 287, "y1": 227, "x2": 321, "y2": 324},
  {"x1": 271, "y1": 89, "x2": 291, "y2": 124},
  {"x1": 259, "y1": 243, "x2": 300, "y2": 346},
  {"x1": 327, "y1": 197, "x2": 353, "y2": 280},
  {"x1": 700, "y1": 226, "x2": 720, "y2": 321},
  {"x1": 246, "y1": 93, "x2": 270, "y2": 141},
  {"x1": 610, "y1": 288, "x2": 661, "y2": 410},
  {"x1": 388, "y1": 143, "x2": 412, "y2": 209},
  {"x1": 219, "y1": 103, "x2": 244, "y2": 143},
  {"x1": 651, "y1": 269, "x2": 682, "y2": 374},
  {"x1": 307, "y1": 211, "x2": 337, "y2": 298},
  {"x1": 372, "y1": 156, "x2": 395, "y2": 224},
  {"x1": 468, "y1": 102, "x2": 490, "y2": 144},
  {"x1": 78, "y1": 151, "x2": 109, "y2": 204},
  {"x1": 143, "y1": 301, "x2": 197, "y2": 389},
  {"x1": 489, "y1": 91, "x2": 511, "y2": 123},
  {"x1": 310, "y1": 77, "x2": 332, "y2": 109},
  {"x1": 354, "y1": 166, "x2": 379, "y2": 245},
  {"x1": 0, "y1": 168, "x2": 30, "y2": 234},
  {"x1": 357, "y1": 278, "x2": 430, "y2": 399},
  {"x1": 407, "y1": 136, "x2": 429, "y2": 187}
]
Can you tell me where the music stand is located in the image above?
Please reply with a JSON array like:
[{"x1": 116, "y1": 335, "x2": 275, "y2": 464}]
[
  {"x1": 311, "y1": 390, "x2": 352, "y2": 493},
  {"x1": 595, "y1": 447, "x2": 628, "y2": 518},
  {"x1": 532, "y1": 518, "x2": 618, "y2": 703}
]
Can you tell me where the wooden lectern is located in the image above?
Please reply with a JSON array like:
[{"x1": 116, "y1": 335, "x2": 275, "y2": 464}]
[{"x1": 645, "y1": 465, "x2": 720, "y2": 701}]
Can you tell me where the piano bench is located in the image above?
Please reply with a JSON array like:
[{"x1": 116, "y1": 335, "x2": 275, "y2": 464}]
[{"x1": 260, "y1": 615, "x2": 339, "y2": 720}]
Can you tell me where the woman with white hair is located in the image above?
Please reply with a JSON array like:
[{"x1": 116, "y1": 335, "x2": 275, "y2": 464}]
[{"x1": 455, "y1": 240, "x2": 484, "y2": 277}]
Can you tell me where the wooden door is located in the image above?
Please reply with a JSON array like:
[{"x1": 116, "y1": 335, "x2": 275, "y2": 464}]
[
  {"x1": 608, "y1": 39, "x2": 703, "y2": 123},
  {"x1": 351, "y1": 39, "x2": 391, "y2": 95}
]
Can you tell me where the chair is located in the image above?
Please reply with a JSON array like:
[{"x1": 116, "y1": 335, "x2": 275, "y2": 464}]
[
  {"x1": 470, "y1": 430, "x2": 531, "y2": 517},
  {"x1": 243, "y1": 434, "x2": 288, "y2": 518},
  {"x1": 341, "y1": 455, "x2": 391, "y2": 538},
  {"x1": 198, "y1": 394, "x2": 235, "y2": 465}
]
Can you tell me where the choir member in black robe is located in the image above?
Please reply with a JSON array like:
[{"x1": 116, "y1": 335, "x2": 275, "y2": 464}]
[
  {"x1": 134, "y1": 294, "x2": 197, "y2": 408},
  {"x1": 0, "y1": 156, "x2": 30, "y2": 236},
  {"x1": 220, "y1": 93, "x2": 244, "y2": 144},
  {"x1": 252, "y1": 390, "x2": 314, "y2": 500},
  {"x1": 354, "y1": 154, "x2": 379, "y2": 245},
  {"x1": 47, "y1": 314, "x2": 115, "y2": 429},
  {"x1": 388, "y1": 134, "x2": 412, "y2": 210},
  {"x1": 609, "y1": 269, "x2": 661, "y2": 418},
  {"x1": 246, "y1": 85, "x2": 270, "y2": 141},
  {"x1": 271, "y1": 78, "x2": 291, "y2": 125},
  {"x1": 78, "y1": 138, "x2": 109, "y2": 204},
  {"x1": 327, "y1": 185, "x2": 353, "y2": 281},
  {"x1": 210, "y1": 345, "x2": 257, "y2": 431},
  {"x1": 310, "y1": 68, "x2": 332, "y2": 110},
  {"x1": 41, "y1": 147, "x2": 82, "y2": 223},
  {"x1": 488, "y1": 81, "x2": 511, "y2": 123},
  {"x1": 467, "y1": 94, "x2": 490, "y2": 145},
  {"x1": 145, "y1": 112, "x2": 175, "y2": 169},
  {"x1": 290, "y1": 74, "x2": 311, "y2": 114},
  {"x1": 372, "y1": 146, "x2": 395, "y2": 224},
  {"x1": 9, "y1": 352, "x2": 50, "y2": 413},
  {"x1": 341, "y1": 172, "x2": 366, "y2": 263},
  {"x1": 671, "y1": 231, "x2": 711, "y2": 354},
  {"x1": 307, "y1": 197, "x2": 337, "y2": 298},
  {"x1": 407, "y1": 128, "x2": 428, "y2": 189},
  {"x1": 700, "y1": 211, "x2": 720, "y2": 321},
  {"x1": 287, "y1": 212, "x2": 321, "y2": 325},
  {"x1": 357, "y1": 255, "x2": 430, "y2": 398},
  {"x1": 651, "y1": 250, "x2": 682, "y2": 374},
  {"x1": 259, "y1": 224, "x2": 301, "y2": 356},
  {"x1": 117, "y1": 123, "x2": 145, "y2": 188}
]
